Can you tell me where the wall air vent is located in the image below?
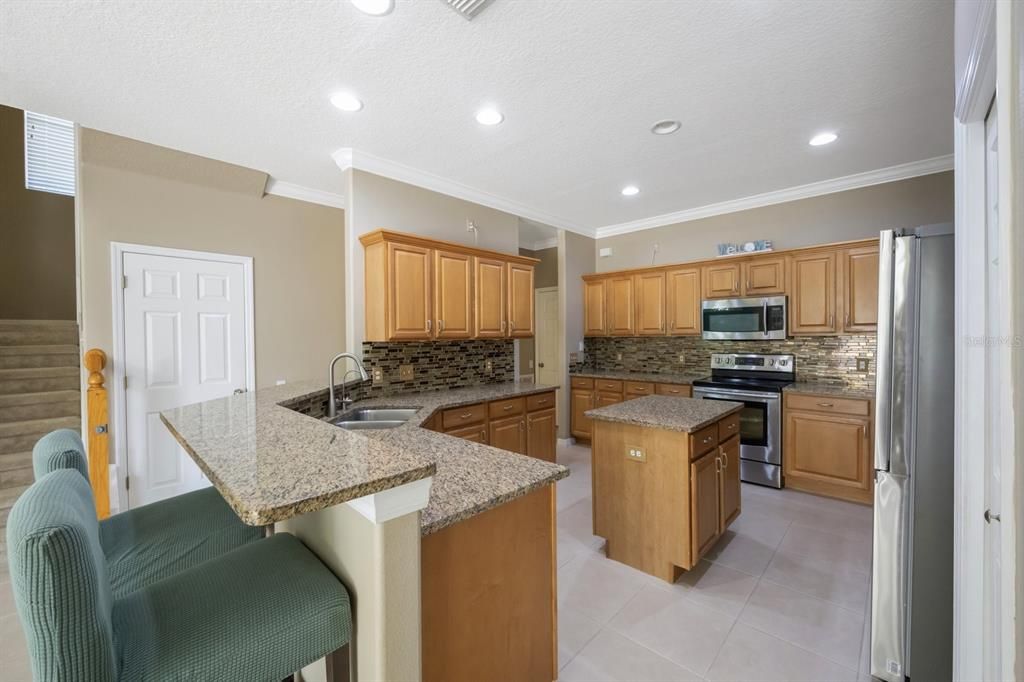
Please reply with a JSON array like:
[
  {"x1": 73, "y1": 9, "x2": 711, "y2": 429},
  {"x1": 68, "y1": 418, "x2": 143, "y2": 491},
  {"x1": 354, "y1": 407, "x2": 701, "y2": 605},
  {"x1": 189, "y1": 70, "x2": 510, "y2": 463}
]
[{"x1": 442, "y1": 0, "x2": 493, "y2": 20}]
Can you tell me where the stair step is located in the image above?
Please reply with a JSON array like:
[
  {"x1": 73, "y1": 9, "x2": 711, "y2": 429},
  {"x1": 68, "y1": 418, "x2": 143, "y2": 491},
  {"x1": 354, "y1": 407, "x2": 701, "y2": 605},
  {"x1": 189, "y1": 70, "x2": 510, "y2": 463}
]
[
  {"x1": 0, "y1": 320, "x2": 77, "y2": 332},
  {"x1": 0, "y1": 367, "x2": 79, "y2": 395},
  {"x1": 0, "y1": 464, "x2": 33, "y2": 488},
  {"x1": 0, "y1": 345, "x2": 79, "y2": 369},
  {"x1": 0, "y1": 416, "x2": 80, "y2": 455},
  {"x1": 0, "y1": 485, "x2": 30, "y2": 528},
  {"x1": 0, "y1": 390, "x2": 80, "y2": 424},
  {"x1": 0, "y1": 322, "x2": 79, "y2": 347},
  {"x1": 0, "y1": 452, "x2": 33, "y2": 473}
]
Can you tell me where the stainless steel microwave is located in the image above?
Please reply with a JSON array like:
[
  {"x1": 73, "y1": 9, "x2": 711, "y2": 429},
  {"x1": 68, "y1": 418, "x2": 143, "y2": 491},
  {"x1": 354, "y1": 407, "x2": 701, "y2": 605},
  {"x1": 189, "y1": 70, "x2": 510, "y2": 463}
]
[{"x1": 701, "y1": 296, "x2": 787, "y2": 340}]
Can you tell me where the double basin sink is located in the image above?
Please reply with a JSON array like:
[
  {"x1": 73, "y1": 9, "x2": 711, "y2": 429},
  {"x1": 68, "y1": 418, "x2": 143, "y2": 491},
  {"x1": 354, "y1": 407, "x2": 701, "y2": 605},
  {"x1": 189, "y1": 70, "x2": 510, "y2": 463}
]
[{"x1": 329, "y1": 407, "x2": 419, "y2": 431}]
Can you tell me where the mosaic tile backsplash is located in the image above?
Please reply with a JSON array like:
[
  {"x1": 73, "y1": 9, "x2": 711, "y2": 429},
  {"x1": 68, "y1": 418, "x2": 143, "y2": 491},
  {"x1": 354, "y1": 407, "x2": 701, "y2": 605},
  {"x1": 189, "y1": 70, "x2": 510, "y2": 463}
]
[{"x1": 581, "y1": 335, "x2": 877, "y2": 389}]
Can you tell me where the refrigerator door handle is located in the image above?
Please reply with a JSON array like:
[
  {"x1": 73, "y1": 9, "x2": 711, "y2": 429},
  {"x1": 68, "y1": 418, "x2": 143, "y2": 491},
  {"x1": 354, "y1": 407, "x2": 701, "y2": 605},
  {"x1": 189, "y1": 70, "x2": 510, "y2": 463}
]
[{"x1": 874, "y1": 230, "x2": 895, "y2": 472}]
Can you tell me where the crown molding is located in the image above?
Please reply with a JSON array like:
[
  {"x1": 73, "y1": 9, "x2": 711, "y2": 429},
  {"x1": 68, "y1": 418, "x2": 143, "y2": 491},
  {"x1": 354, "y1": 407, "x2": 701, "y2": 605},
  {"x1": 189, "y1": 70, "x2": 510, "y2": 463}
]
[
  {"x1": 332, "y1": 147, "x2": 594, "y2": 237},
  {"x1": 264, "y1": 178, "x2": 346, "y2": 209},
  {"x1": 594, "y1": 155, "x2": 954, "y2": 239},
  {"x1": 525, "y1": 237, "x2": 559, "y2": 251}
]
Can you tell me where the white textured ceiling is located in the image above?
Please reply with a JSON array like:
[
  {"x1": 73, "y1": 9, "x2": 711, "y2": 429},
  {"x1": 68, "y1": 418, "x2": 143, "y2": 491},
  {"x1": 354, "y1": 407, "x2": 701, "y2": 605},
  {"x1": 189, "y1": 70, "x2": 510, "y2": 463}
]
[{"x1": 0, "y1": 0, "x2": 953, "y2": 233}]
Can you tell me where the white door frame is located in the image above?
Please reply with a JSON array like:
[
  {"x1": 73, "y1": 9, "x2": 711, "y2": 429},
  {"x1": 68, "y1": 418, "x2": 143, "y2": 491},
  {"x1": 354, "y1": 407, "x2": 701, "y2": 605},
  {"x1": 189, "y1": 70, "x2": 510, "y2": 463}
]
[{"x1": 109, "y1": 242, "x2": 255, "y2": 511}]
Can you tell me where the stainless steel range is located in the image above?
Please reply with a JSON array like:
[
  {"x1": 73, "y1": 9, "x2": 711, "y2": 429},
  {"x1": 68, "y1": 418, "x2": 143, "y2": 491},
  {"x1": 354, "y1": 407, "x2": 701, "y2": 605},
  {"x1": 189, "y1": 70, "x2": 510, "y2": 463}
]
[{"x1": 691, "y1": 353, "x2": 794, "y2": 488}]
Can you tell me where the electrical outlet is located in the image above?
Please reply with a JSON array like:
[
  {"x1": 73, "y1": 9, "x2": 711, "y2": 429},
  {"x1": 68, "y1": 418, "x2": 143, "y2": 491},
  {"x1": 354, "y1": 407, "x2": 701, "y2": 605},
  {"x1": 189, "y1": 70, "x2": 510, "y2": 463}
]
[
  {"x1": 626, "y1": 446, "x2": 646, "y2": 462},
  {"x1": 616, "y1": 352, "x2": 623, "y2": 361},
  {"x1": 484, "y1": 359, "x2": 493, "y2": 375},
  {"x1": 856, "y1": 357, "x2": 871, "y2": 372},
  {"x1": 372, "y1": 367, "x2": 384, "y2": 385},
  {"x1": 399, "y1": 364, "x2": 414, "y2": 381},
  {"x1": 678, "y1": 353, "x2": 686, "y2": 364},
  {"x1": 569, "y1": 352, "x2": 579, "y2": 364}
]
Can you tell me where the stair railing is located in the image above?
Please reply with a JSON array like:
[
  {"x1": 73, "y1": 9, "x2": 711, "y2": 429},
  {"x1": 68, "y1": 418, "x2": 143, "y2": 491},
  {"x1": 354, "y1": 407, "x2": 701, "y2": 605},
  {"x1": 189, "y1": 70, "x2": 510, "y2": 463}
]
[{"x1": 83, "y1": 349, "x2": 110, "y2": 518}]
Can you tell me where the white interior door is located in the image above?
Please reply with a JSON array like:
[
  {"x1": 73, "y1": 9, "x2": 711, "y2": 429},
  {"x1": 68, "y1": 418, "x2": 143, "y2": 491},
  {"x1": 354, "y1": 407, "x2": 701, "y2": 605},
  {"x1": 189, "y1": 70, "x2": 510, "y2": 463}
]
[
  {"x1": 535, "y1": 288, "x2": 560, "y2": 425},
  {"x1": 121, "y1": 249, "x2": 250, "y2": 507}
]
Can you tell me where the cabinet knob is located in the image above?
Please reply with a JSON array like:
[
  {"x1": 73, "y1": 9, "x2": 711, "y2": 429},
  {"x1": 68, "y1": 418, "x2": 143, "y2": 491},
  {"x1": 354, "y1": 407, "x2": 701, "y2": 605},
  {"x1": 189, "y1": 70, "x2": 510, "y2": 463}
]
[
  {"x1": 460, "y1": 412, "x2": 473, "y2": 419},
  {"x1": 503, "y1": 405, "x2": 514, "y2": 411},
  {"x1": 817, "y1": 402, "x2": 834, "y2": 408},
  {"x1": 702, "y1": 435, "x2": 713, "y2": 444},
  {"x1": 426, "y1": 319, "x2": 432, "y2": 332},
  {"x1": 715, "y1": 456, "x2": 722, "y2": 473},
  {"x1": 721, "y1": 452, "x2": 729, "y2": 468}
]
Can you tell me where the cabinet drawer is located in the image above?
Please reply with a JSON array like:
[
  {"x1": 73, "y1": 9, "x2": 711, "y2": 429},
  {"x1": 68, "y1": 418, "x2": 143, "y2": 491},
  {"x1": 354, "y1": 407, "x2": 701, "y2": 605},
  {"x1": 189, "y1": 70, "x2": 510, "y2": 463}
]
[
  {"x1": 718, "y1": 412, "x2": 741, "y2": 440},
  {"x1": 785, "y1": 393, "x2": 870, "y2": 416},
  {"x1": 571, "y1": 376, "x2": 594, "y2": 389},
  {"x1": 655, "y1": 383, "x2": 691, "y2": 397},
  {"x1": 442, "y1": 402, "x2": 488, "y2": 430},
  {"x1": 489, "y1": 397, "x2": 525, "y2": 419},
  {"x1": 526, "y1": 391, "x2": 556, "y2": 412},
  {"x1": 595, "y1": 379, "x2": 623, "y2": 392},
  {"x1": 690, "y1": 423, "x2": 718, "y2": 458},
  {"x1": 624, "y1": 381, "x2": 655, "y2": 396}
]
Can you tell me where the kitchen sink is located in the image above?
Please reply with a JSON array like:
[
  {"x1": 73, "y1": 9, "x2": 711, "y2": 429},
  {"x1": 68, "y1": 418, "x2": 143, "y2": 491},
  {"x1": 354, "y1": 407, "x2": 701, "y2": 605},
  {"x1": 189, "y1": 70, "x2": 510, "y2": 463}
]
[{"x1": 330, "y1": 407, "x2": 419, "y2": 430}]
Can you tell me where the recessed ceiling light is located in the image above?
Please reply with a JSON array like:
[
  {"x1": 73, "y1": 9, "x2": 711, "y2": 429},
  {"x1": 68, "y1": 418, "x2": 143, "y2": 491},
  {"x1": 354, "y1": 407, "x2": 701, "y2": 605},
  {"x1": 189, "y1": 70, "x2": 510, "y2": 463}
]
[
  {"x1": 330, "y1": 92, "x2": 363, "y2": 112},
  {"x1": 621, "y1": 185, "x2": 640, "y2": 197},
  {"x1": 475, "y1": 108, "x2": 504, "y2": 126},
  {"x1": 350, "y1": 0, "x2": 394, "y2": 15},
  {"x1": 809, "y1": 132, "x2": 838, "y2": 146},
  {"x1": 651, "y1": 120, "x2": 681, "y2": 135}
]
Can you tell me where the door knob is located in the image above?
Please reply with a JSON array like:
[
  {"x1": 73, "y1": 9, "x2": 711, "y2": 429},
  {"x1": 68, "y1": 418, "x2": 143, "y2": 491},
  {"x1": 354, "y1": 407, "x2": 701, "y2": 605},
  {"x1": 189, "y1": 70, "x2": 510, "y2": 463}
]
[
  {"x1": 538, "y1": 362, "x2": 544, "y2": 368},
  {"x1": 985, "y1": 509, "x2": 1001, "y2": 523}
]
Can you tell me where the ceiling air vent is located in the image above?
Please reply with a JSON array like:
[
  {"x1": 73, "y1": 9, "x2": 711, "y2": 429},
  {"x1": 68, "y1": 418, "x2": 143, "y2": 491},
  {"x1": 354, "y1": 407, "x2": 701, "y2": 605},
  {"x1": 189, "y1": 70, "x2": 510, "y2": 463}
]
[{"x1": 442, "y1": 0, "x2": 493, "y2": 20}]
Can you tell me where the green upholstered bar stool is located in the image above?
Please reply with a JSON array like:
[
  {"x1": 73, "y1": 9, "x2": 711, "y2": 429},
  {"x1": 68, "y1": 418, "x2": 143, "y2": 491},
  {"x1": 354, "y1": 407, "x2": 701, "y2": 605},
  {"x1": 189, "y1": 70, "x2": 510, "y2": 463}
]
[
  {"x1": 8, "y1": 470, "x2": 353, "y2": 682},
  {"x1": 33, "y1": 429, "x2": 264, "y2": 597}
]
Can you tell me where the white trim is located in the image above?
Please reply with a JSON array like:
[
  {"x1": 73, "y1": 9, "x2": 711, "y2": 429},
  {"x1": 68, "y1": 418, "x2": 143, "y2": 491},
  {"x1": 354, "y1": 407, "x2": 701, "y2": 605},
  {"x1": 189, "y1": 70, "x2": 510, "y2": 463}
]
[
  {"x1": 557, "y1": 437, "x2": 576, "y2": 447},
  {"x1": 332, "y1": 147, "x2": 593, "y2": 237},
  {"x1": 110, "y1": 242, "x2": 256, "y2": 509},
  {"x1": 346, "y1": 477, "x2": 433, "y2": 524},
  {"x1": 594, "y1": 155, "x2": 954, "y2": 238},
  {"x1": 523, "y1": 237, "x2": 559, "y2": 251},
  {"x1": 954, "y1": 0, "x2": 998, "y2": 122},
  {"x1": 264, "y1": 178, "x2": 346, "y2": 209}
]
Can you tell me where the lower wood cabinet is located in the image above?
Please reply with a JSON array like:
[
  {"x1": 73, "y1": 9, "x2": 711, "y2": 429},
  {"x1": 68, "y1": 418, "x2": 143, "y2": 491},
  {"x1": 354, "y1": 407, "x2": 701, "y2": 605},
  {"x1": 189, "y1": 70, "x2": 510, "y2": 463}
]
[
  {"x1": 690, "y1": 434, "x2": 741, "y2": 562},
  {"x1": 570, "y1": 387, "x2": 594, "y2": 440},
  {"x1": 570, "y1": 377, "x2": 697, "y2": 440},
  {"x1": 435, "y1": 391, "x2": 557, "y2": 462},
  {"x1": 489, "y1": 415, "x2": 526, "y2": 454},
  {"x1": 445, "y1": 423, "x2": 488, "y2": 443},
  {"x1": 526, "y1": 408, "x2": 557, "y2": 462},
  {"x1": 783, "y1": 392, "x2": 873, "y2": 504},
  {"x1": 719, "y1": 434, "x2": 741, "y2": 529}
]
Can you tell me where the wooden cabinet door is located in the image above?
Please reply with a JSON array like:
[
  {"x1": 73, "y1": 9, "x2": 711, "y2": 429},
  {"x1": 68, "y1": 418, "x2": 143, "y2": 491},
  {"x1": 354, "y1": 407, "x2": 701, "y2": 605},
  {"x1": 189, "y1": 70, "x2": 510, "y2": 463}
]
[
  {"x1": 475, "y1": 257, "x2": 507, "y2": 338},
  {"x1": 583, "y1": 279, "x2": 607, "y2": 336},
  {"x1": 742, "y1": 256, "x2": 786, "y2": 296},
  {"x1": 634, "y1": 271, "x2": 666, "y2": 335},
  {"x1": 606, "y1": 276, "x2": 635, "y2": 336},
  {"x1": 718, "y1": 435, "x2": 741, "y2": 530},
  {"x1": 596, "y1": 392, "x2": 622, "y2": 407},
  {"x1": 387, "y1": 242, "x2": 433, "y2": 340},
  {"x1": 490, "y1": 415, "x2": 527, "y2": 454},
  {"x1": 690, "y1": 450, "x2": 721, "y2": 561},
  {"x1": 570, "y1": 389, "x2": 594, "y2": 439},
  {"x1": 842, "y1": 245, "x2": 879, "y2": 332},
  {"x1": 526, "y1": 408, "x2": 557, "y2": 462},
  {"x1": 665, "y1": 267, "x2": 701, "y2": 335},
  {"x1": 783, "y1": 410, "x2": 873, "y2": 504},
  {"x1": 447, "y1": 424, "x2": 489, "y2": 443},
  {"x1": 789, "y1": 251, "x2": 837, "y2": 334},
  {"x1": 507, "y1": 263, "x2": 535, "y2": 337},
  {"x1": 434, "y1": 250, "x2": 473, "y2": 339},
  {"x1": 702, "y1": 263, "x2": 741, "y2": 299}
]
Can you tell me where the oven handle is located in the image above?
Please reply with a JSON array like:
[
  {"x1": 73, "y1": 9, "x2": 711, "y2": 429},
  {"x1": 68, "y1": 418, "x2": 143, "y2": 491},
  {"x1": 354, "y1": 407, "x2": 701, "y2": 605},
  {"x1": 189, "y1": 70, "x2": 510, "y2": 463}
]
[{"x1": 693, "y1": 387, "x2": 780, "y2": 402}]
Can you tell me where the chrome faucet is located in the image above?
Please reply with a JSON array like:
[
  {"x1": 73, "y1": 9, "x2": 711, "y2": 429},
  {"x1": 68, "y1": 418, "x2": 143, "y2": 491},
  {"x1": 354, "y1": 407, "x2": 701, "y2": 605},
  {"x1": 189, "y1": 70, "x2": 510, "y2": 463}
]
[{"x1": 328, "y1": 352, "x2": 370, "y2": 419}]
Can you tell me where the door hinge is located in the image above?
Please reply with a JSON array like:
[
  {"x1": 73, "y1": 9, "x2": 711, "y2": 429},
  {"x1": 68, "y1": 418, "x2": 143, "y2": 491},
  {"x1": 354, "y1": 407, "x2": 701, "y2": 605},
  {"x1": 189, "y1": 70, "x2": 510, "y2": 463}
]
[
  {"x1": 124, "y1": 376, "x2": 128, "y2": 390},
  {"x1": 125, "y1": 475, "x2": 130, "y2": 491},
  {"x1": 122, "y1": 275, "x2": 127, "y2": 289}
]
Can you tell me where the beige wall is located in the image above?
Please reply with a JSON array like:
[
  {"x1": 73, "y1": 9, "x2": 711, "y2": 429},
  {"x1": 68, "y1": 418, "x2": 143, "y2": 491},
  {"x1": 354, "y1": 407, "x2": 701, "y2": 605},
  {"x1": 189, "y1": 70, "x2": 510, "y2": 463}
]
[
  {"x1": 517, "y1": 247, "x2": 558, "y2": 375},
  {"x1": 596, "y1": 172, "x2": 954, "y2": 271},
  {"x1": 0, "y1": 104, "x2": 76, "y2": 319},
  {"x1": 78, "y1": 129, "x2": 345, "y2": 390},
  {"x1": 558, "y1": 230, "x2": 596, "y2": 438},
  {"x1": 345, "y1": 169, "x2": 520, "y2": 351}
]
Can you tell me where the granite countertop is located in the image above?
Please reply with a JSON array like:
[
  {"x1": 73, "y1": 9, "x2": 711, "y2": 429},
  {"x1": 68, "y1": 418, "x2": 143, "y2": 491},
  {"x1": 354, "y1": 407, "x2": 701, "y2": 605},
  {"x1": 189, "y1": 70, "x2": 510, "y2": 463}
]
[
  {"x1": 585, "y1": 395, "x2": 743, "y2": 433},
  {"x1": 784, "y1": 382, "x2": 875, "y2": 400},
  {"x1": 161, "y1": 380, "x2": 567, "y2": 535},
  {"x1": 570, "y1": 368, "x2": 706, "y2": 385}
]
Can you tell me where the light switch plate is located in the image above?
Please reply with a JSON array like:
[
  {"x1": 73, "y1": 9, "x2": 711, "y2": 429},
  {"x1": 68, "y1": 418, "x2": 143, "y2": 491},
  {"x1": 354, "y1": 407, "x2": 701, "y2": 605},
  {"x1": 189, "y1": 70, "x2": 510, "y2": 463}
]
[
  {"x1": 856, "y1": 357, "x2": 871, "y2": 372},
  {"x1": 372, "y1": 367, "x2": 384, "y2": 385},
  {"x1": 626, "y1": 446, "x2": 646, "y2": 462},
  {"x1": 616, "y1": 352, "x2": 623, "y2": 361},
  {"x1": 484, "y1": 359, "x2": 493, "y2": 375},
  {"x1": 399, "y1": 364, "x2": 414, "y2": 381}
]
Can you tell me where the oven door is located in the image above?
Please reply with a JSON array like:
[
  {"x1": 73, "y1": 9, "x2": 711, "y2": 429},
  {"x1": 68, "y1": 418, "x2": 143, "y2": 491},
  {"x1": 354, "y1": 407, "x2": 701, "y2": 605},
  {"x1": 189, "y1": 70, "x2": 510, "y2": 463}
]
[
  {"x1": 692, "y1": 386, "x2": 783, "y2": 487},
  {"x1": 701, "y1": 296, "x2": 786, "y2": 340}
]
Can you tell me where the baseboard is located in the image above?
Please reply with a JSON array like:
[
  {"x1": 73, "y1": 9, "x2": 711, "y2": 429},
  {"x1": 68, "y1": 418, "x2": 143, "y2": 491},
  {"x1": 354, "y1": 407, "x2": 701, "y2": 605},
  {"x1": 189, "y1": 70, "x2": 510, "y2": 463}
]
[
  {"x1": 108, "y1": 463, "x2": 121, "y2": 515},
  {"x1": 557, "y1": 437, "x2": 576, "y2": 447}
]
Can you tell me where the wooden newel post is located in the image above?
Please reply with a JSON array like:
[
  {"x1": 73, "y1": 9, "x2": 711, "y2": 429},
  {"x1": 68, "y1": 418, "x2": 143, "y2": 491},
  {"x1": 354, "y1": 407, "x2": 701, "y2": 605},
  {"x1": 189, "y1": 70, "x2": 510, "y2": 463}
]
[{"x1": 83, "y1": 349, "x2": 111, "y2": 519}]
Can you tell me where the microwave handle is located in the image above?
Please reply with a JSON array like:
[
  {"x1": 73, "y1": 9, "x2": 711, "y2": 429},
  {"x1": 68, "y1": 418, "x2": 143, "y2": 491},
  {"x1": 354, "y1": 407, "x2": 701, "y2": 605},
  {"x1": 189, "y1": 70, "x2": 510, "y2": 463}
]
[{"x1": 763, "y1": 301, "x2": 768, "y2": 336}]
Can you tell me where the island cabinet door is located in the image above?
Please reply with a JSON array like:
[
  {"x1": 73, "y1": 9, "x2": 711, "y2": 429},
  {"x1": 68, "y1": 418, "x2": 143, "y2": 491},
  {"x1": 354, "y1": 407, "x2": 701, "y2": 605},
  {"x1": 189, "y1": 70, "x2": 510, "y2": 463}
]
[
  {"x1": 526, "y1": 408, "x2": 557, "y2": 462},
  {"x1": 386, "y1": 242, "x2": 434, "y2": 340},
  {"x1": 583, "y1": 279, "x2": 607, "y2": 336},
  {"x1": 433, "y1": 250, "x2": 474, "y2": 339},
  {"x1": 570, "y1": 388, "x2": 594, "y2": 439},
  {"x1": 690, "y1": 450, "x2": 722, "y2": 562},
  {"x1": 475, "y1": 257, "x2": 507, "y2": 338},
  {"x1": 718, "y1": 435, "x2": 741, "y2": 531},
  {"x1": 489, "y1": 415, "x2": 527, "y2": 454}
]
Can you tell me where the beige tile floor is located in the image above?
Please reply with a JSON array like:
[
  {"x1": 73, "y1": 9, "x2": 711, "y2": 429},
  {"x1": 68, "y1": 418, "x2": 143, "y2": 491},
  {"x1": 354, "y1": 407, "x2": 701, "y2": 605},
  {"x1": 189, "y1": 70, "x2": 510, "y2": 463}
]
[
  {"x1": 0, "y1": 442, "x2": 873, "y2": 681},
  {"x1": 555, "y1": 442, "x2": 873, "y2": 682}
]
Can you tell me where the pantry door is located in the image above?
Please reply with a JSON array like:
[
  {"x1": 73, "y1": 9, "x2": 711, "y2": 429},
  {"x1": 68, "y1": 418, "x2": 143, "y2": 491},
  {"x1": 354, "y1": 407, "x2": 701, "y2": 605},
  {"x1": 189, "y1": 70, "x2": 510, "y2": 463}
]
[{"x1": 114, "y1": 244, "x2": 254, "y2": 508}]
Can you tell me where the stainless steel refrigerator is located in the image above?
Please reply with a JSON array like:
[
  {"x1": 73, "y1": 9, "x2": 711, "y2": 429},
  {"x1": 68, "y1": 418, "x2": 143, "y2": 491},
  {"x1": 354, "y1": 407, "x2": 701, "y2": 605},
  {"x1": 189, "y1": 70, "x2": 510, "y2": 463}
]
[{"x1": 871, "y1": 224, "x2": 954, "y2": 682}]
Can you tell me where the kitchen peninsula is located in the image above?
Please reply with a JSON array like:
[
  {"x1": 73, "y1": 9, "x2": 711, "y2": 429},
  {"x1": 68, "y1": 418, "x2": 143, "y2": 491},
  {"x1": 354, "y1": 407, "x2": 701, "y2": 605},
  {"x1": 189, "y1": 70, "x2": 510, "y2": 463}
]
[
  {"x1": 161, "y1": 380, "x2": 567, "y2": 682},
  {"x1": 587, "y1": 395, "x2": 743, "y2": 582}
]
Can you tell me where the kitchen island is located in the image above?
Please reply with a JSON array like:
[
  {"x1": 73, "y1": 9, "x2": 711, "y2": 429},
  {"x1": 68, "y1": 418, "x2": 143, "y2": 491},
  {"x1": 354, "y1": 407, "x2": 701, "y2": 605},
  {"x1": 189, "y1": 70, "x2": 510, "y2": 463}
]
[
  {"x1": 587, "y1": 395, "x2": 743, "y2": 582},
  {"x1": 161, "y1": 380, "x2": 567, "y2": 682}
]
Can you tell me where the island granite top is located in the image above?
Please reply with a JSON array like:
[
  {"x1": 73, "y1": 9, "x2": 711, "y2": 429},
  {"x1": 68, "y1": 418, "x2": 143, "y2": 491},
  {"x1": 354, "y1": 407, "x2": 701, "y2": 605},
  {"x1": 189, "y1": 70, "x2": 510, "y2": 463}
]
[
  {"x1": 570, "y1": 368, "x2": 706, "y2": 385},
  {"x1": 161, "y1": 380, "x2": 567, "y2": 535},
  {"x1": 585, "y1": 395, "x2": 743, "y2": 433}
]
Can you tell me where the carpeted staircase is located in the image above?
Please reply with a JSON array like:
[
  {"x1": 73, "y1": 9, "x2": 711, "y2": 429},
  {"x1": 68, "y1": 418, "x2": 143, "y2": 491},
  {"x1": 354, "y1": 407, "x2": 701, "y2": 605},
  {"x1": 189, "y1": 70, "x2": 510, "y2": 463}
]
[{"x1": 0, "y1": 320, "x2": 80, "y2": 574}]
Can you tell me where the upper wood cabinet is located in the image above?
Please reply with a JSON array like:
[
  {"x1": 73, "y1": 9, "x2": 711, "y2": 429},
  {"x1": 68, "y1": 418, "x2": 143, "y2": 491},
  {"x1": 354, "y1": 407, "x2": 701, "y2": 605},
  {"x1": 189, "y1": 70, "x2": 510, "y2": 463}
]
[
  {"x1": 702, "y1": 262, "x2": 742, "y2": 299},
  {"x1": 606, "y1": 276, "x2": 635, "y2": 336},
  {"x1": 507, "y1": 263, "x2": 535, "y2": 337},
  {"x1": 789, "y1": 250, "x2": 837, "y2": 334},
  {"x1": 434, "y1": 250, "x2": 474, "y2": 339},
  {"x1": 841, "y1": 245, "x2": 879, "y2": 332},
  {"x1": 665, "y1": 267, "x2": 701, "y2": 335},
  {"x1": 634, "y1": 271, "x2": 666, "y2": 335},
  {"x1": 361, "y1": 230, "x2": 537, "y2": 342},
  {"x1": 583, "y1": 279, "x2": 607, "y2": 337},
  {"x1": 475, "y1": 257, "x2": 506, "y2": 338},
  {"x1": 742, "y1": 256, "x2": 786, "y2": 296}
]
